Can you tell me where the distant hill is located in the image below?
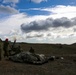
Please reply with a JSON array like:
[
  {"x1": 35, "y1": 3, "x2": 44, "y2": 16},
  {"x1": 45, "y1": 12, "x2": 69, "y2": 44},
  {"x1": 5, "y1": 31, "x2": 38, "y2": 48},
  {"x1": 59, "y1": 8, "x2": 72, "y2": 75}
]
[{"x1": 71, "y1": 43, "x2": 76, "y2": 46}]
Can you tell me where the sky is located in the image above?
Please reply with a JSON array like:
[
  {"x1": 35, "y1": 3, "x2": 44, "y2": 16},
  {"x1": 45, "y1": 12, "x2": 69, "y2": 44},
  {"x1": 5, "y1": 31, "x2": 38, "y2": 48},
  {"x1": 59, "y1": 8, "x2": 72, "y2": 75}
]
[{"x1": 0, "y1": 0, "x2": 76, "y2": 44}]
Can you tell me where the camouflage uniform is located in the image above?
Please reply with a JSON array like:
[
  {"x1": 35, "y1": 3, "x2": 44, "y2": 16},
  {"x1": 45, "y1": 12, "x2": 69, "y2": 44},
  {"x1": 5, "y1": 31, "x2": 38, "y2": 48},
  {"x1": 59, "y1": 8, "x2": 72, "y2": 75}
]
[
  {"x1": 0, "y1": 44, "x2": 1, "y2": 60},
  {"x1": 9, "y1": 39, "x2": 22, "y2": 56},
  {"x1": 29, "y1": 47, "x2": 35, "y2": 53},
  {"x1": 3, "y1": 39, "x2": 9, "y2": 57},
  {"x1": 29, "y1": 47, "x2": 40, "y2": 61}
]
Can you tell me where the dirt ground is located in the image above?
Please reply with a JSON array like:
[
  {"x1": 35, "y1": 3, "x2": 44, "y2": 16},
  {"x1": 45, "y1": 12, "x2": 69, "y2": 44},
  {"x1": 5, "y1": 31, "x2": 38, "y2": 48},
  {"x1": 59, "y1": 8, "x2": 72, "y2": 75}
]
[
  {"x1": 0, "y1": 43, "x2": 76, "y2": 75},
  {"x1": 0, "y1": 55, "x2": 76, "y2": 75}
]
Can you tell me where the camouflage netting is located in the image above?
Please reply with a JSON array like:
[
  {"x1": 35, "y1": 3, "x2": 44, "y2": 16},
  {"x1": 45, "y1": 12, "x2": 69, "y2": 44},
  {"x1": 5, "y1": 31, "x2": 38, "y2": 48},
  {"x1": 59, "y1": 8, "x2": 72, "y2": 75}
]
[{"x1": 9, "y1": 51, "x2": 48, "y2": 65}]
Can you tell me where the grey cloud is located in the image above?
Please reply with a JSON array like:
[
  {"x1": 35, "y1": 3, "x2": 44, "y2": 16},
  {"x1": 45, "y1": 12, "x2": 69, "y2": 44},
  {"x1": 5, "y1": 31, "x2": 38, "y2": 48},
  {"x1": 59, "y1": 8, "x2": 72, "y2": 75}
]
[
  {"x1": 72, "y1": 17, "x2": 76, "y2": 25},
  {"x1": 3, "y1": 0, "x2": 19, "y2": 3},
  {"x1": 30, "y1": 0, "x2": 47, "y2": 3},
  {"x1": 0, "y1": 5, "x2": 19, "y2": 14},
  {"x1": 73, "y1": 28, "x2": 76, "y2": 32},
  {"x1": 53, "y1": 17, "x2": 72, "y2": 28},
  {"x1": 21, "y1": 17, "x2": 76, "y2": 33},
  {"x1": 47, "y1": 33, "x2": 52, "y2": 36},
  {"x1": 69, "y1": 34, "x2": 74, "y2": 37},
  {"x1": 26, "y1": 34, "x2": 44, "y2": 38},
  {"x1": 21, "y1": 20, "x2": 51, "y2": 32}
]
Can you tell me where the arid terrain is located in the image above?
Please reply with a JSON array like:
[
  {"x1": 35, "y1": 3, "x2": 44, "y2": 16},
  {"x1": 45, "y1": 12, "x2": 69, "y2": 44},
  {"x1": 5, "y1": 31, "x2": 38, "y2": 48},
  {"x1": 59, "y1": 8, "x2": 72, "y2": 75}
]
[{"x1": 0, "y1": 41, "x2": 76, "y2": 75}]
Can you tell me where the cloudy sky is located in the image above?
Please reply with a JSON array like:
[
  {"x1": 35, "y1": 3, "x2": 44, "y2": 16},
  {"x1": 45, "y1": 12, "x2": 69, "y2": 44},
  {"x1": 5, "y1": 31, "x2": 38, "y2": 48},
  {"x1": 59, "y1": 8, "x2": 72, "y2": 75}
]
[{"x1": 0, "y1": 0, "x2": 76, "y2": 44}]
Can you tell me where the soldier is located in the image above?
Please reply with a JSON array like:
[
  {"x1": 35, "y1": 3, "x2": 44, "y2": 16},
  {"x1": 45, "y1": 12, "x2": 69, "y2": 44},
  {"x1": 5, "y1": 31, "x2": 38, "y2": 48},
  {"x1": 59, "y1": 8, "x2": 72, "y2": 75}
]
[
  {"x1": 0, "y1": 44, "x2": 1, "y2": 60},
  {"x1": 29, "y1": 47, "x2": 35, "y2": 53},
  {"x1": 0, "y1": 39, "x2": 2, "y2": 60},
  {"x1": 29, "y1": 47, "x2": 40, "y2": 61},
  {"x1": 9, "y1": 39, "x2": 22, "y2": 55},
  {"x1": 3, "y1": 38, "x2": 9, "y2": 57}
]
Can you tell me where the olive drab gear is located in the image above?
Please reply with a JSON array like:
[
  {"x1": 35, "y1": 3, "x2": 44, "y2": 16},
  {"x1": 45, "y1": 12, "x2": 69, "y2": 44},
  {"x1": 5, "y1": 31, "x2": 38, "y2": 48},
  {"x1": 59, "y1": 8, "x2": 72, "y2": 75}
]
[
  {"x1": 0, "y1": 39, "x2": 2, "y2": 60},
  {"x1": 3, "y1": 38, "x2": 9, "y2": 57},
  {"x1": 29, "y1": 47, "x2": 35, "y2": 53},
  {"x1": 9, "y1": 39, "x2": 22, "y2": 56},
  {"x1": 0, "y1": 44, "x2": 1, "y2": 60}
]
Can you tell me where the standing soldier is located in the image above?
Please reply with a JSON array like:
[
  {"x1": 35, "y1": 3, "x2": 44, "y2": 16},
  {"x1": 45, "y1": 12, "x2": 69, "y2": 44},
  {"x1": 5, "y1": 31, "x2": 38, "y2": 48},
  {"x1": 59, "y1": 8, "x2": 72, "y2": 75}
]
[
  {"x1": 3, "y1": 38, "x2": 9, "y2": 57},
  {"x1": 0, "y1": 44, "x2": 1, "y2": 60},
  {"x1": 0, "y1": 39, "x2": 2, "y2": 60}
]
